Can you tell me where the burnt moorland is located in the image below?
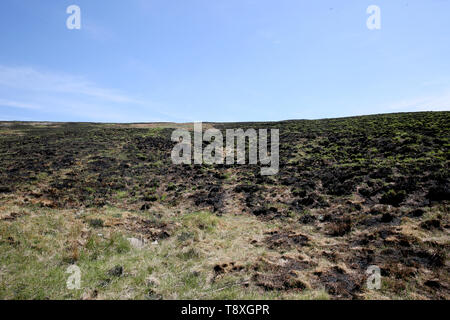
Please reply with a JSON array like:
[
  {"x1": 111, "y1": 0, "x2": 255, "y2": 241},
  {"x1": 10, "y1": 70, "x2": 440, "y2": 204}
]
[{"x1": 0, "y1": 111, "x2": 448, "y2": 299}]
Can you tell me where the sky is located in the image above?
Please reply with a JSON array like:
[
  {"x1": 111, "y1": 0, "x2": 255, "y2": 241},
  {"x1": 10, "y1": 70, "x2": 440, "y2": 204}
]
[{"x1": 0, "y1": 0, "x2": 449, "y2": 122}]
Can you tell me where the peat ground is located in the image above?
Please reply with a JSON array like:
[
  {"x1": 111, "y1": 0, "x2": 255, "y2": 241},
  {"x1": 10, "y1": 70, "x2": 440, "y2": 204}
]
[{"x1": 0, "y1": 112, "x2": 448, "y2": 299}]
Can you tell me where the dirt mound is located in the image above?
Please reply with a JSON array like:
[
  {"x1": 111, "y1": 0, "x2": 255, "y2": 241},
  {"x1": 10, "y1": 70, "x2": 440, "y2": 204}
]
[
  {"x1": 315, "y1": 266, "x2": 363, "y2": 299},
  {"x1": 252, "y1": 256, "x2": 313, "y2": 291},
  {"x1": 264, "y1": 230, "x2": 309, "y2": 250}
]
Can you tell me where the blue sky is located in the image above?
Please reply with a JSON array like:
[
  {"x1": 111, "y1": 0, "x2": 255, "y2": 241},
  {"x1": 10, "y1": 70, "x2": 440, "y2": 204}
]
[{"x1": 0, "y1": 0, "x2": 449, "y2": 122}]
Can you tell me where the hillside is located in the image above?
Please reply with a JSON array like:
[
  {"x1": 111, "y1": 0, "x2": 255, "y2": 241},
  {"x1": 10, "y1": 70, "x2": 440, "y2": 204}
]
[{"x1": 0, "y1": 111, "x2": 448, "y2": 299}]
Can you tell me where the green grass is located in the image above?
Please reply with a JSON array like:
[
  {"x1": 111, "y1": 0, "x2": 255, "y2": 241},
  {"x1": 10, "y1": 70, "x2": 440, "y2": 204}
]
[
  {"x1": 0, "y1": 205, "x2": 333, "y2": 300},
  {"x1": 181, "y1": 211, "x2": 219, "y2": 233}
]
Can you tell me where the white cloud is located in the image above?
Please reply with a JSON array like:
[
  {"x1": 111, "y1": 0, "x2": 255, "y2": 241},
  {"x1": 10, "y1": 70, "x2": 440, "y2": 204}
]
[
  {"x1": 385, "y1": 91, "x2": 450, "y2": 111},
  {"x1": 0, "y1": 65, "x2": 140, "y2": 104},
  {"x1": 0, "y1": 65, "x2": 181, "y2": 122},
  {"x1": 0, "y1": 98, "x2": 41, "y2": 110}
]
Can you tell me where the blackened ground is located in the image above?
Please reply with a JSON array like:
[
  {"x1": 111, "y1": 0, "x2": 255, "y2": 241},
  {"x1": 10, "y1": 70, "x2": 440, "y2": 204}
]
[{"x1": 0, "y1": 112, "x2": 448, "y2": 299}]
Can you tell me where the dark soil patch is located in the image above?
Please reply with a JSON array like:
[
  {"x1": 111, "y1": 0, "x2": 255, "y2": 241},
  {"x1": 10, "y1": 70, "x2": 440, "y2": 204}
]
[
  {"x1": 408, "y1": 209, "x2": 425, "y2": 218},
  {"x1": 315, "y1": 266, "x2": 363, "y2": 299},
  {"x1": 213, "y1": 262, "x2": 245, "y2": 275},
  {"x1": 264, "y1": 230, "x2": 309, "y2": 250},
  {"x1": 1, "y1": 212, "x2": 25, "y2": 221},
  {"x1": 108, "y1": 265, "x2": 123, "y2": 277},
  {"x1": 252, "y1": 256, "x2": 312, "y2": 291},
  {"x1": 327, "y1": 217, "x2": 352, "y2": 236},
  {"x1": 123, "y1": 216, "x2": 172, "y2": 241},
  {"x1": 420, "y1": 219, "x2": 443, "y2": 231}
]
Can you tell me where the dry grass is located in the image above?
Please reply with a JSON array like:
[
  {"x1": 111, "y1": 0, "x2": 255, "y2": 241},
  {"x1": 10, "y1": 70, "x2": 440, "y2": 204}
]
[{"x1": 0, "y1": 204, "x2": 331, "y2": 300}]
